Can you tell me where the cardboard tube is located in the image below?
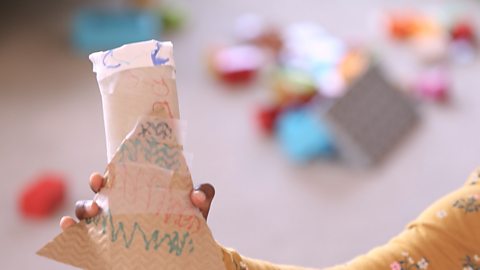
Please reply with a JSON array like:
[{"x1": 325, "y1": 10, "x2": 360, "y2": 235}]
[{"x1": 89, "y1": 40, "x2": 179, "y2": 162}]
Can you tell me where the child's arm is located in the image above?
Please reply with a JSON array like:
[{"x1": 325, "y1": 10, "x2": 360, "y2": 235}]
[
  {"x1": 210, "y1": 169, "x2": 480, "y2": 270},
  {"x1": 221, "y1": 246, "x2": 317, "y2": 270},
  {"x1": 334, "y1": 168, "x2": 480, "y2": 269}
]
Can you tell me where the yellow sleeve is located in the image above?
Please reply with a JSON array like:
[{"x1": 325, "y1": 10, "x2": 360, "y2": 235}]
[
  {"x1": 221, "y1": 246, "x2": 316, "y2": 270},
  {"x1": 221, "y1": 168, "x2": 480, "y2": 270},
  {"x1": 327, "y1": 168, "x2": 480, "y2": 269}
]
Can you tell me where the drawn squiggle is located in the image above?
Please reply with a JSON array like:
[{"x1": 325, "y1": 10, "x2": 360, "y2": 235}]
[
  {"x1": 117, "y1": 139, "x2": 181, "y2": 170},
  {"x1": 151, "y1": 78, "x2": 170, "y2": 97},
  {"x1": 152, "y1": 101, "x2": 174, "y2": 117},
  {"x1": 102, "y1": 50, "x2": 129, "y2": 69},
  {"x1": 138, "y1": 121, "x2": 173, "y2": 139},
  {"x1": 151, "y1": 42, "x2": 169, "y2": 66},
  {"x1": 86, "y1": 212, "x2": 194, "y2": 255}
]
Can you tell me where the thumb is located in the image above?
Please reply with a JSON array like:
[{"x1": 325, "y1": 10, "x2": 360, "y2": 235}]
[{"x1": 193, "y1": 183, "x2": 215, "y2": 220}]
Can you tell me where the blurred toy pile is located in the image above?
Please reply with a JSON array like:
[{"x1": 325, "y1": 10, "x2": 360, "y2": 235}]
[
  {"x1": 384, "y1": 9, "x2": 478, "y2": 103},
  {"x1": 208, "y1": 10, "x2": 478, "y2": 166},
  {"x1": 385, "y1": 9, "x2": 477, "y2": 64},
  {"x1": 72, "y1": 0, "x2": 185, "y2": 53}
]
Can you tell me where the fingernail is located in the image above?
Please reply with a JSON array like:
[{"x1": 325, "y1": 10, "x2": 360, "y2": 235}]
[
  {"x1": 76, "y1": 200, "x2": 87, "y2": 209},
  {"x1": 193, "y1": 190, "x2": 206, "y2": 202},
  {"x1": 85, "y1": 201, "x2": 93, "y2": 211},
  {"x1": 75, "y1": 200, "x2": 87, "y2": 219}
]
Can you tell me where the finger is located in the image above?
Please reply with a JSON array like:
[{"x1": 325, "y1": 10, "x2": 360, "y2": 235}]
[
  {"x1": 60, "y1": 216, "x2": 77, "y2": 231},
  {"x1": 191, "y1": 189, "x2": 207, "y2": 208},
  {"x1": 89, "y1": 172, "x2": 105, "y2": 193},
  {"x1": 75, "y1": 200, "x2": 100, "y2": 220},
  {"x1": 192, "y1": 183, "x2": 215, "y2": 220}
]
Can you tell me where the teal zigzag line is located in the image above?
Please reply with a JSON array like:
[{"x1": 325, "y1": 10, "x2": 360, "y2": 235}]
[
  {"x1": 154, "y1": 157, "x2": 180, "y2": 170},
  {"x1": 118, "y1": 139, "x2": 182, "y2": 169},
  {"x1": 85, "y1": 213, "x2": 194, "y2": 255}
]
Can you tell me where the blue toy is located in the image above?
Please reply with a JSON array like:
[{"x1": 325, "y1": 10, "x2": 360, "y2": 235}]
[
  {"x1": 276, "y1": 108, "x2": 335, "y2": 163},
  {"x1": 73, "y1": 9, "x2": 162, "y2": 53}
]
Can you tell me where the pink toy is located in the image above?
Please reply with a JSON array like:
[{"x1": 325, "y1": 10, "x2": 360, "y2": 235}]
[{"x1": 413, "y1": 68, "x2": 449, "y2": 103}]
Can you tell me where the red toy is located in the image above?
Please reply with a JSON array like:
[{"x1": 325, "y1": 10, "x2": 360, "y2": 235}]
[
  {"x1": 256, "y1": 96, "x2": 317, "y2": 135},
  {"x1": 451, "y1": 20, "x2": 476, "y2": 44},
  {"x1": 209, "y1": 44, "x2": 264, "y2": 85},
  {"x1": 256, "y1": 105, "x2": 282, "y2": 135},
  {"x1": 19, "y1": 173, "x2": 67, "y2": 218}
]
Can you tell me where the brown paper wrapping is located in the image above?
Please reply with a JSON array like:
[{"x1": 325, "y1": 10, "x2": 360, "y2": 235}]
[{"x1": 38, "y1": 40, "x2": 226, "y2": 270}]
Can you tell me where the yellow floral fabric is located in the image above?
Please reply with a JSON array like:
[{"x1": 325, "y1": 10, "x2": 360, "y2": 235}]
[{"x1": 222, "y1": 169, "x2": 480, "y2": 270}]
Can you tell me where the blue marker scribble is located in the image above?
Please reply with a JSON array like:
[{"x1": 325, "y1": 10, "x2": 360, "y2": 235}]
[
  {"x1": 102, "y1": 50, "x2": 129, "y2": 69},
  {"x1": 151, "y1": 42, "x2": 169, "y2": 66}
]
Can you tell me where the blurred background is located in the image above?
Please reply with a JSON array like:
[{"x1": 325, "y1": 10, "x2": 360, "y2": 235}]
[{"x1": 2, "y1": 0, "x2": 480, "y2": 269}]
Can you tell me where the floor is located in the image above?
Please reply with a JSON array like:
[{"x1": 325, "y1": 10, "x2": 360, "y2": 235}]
[{"x1": 1, "y1": 0, "x2": 480, "y2": 269}]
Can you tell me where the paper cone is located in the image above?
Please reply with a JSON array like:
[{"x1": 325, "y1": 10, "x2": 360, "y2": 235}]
[{"x1": 38, "y1": 40, "x2": 226, "y2": 270}]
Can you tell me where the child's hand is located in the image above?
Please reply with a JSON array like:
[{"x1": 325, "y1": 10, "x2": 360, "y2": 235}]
[{"x1": 59, "y1": 172, "x2": 215, "y2": 231}]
